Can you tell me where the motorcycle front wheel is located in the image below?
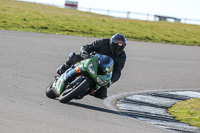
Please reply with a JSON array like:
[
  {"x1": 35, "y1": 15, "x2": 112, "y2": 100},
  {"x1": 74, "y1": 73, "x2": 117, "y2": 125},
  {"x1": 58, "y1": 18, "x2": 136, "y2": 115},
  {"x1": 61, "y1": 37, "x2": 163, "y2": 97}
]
[
  {"x1": 45, "y1": 80, "x2": 57, "y2": 99},
  {"x1": 58, "y1": 79, "x2": 90, "y2": 103}
]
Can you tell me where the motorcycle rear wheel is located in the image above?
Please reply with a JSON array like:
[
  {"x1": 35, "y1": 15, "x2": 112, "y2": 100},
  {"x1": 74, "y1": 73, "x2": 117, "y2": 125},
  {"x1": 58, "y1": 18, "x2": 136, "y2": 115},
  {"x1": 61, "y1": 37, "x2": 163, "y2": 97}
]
[
  {"x1": 58, "y1": 79, "x2": 90, "y2": 103},
  {"x1": 45, "y1": 80, "x2": 57, "y2": 99}
]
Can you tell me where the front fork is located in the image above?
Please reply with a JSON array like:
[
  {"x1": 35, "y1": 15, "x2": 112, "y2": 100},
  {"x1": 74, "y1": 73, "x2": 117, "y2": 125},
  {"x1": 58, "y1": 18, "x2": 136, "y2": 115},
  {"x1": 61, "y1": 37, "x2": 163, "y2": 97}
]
[{"x1": 66, "y1": 76, "x2": 85, "y2": 89}]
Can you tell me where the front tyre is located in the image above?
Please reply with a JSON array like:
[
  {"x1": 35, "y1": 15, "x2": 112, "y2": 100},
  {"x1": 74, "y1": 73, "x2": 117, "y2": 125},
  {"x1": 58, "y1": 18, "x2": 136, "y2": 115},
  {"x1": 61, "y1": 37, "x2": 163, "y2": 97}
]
[
  {"x1": 45, "y1": 80, "x2": 57, "y2": 99},
  {"x1": 58, "y1": 79, "x2": 90, "y2": 103}
]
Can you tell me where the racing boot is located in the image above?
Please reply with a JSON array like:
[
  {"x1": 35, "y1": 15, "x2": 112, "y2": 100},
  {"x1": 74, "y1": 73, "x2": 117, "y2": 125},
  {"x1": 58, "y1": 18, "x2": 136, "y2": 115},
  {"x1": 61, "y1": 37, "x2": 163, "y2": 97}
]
[
  {"x1": 93, "y1": 86, "x2": 107, "y2": 100},
  {"x1": 57, "y1": 52, "x2": 77, "y2": 75},
  {"x1": 57, "y1": 63, "x2": 70, "y2": 75}
]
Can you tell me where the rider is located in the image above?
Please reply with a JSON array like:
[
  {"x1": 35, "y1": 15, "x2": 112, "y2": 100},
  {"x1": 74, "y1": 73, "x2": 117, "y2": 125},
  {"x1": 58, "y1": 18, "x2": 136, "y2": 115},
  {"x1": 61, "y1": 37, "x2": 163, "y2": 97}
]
[{"x1": 57, "y1": 33, "x2": 127, "y2": 99}]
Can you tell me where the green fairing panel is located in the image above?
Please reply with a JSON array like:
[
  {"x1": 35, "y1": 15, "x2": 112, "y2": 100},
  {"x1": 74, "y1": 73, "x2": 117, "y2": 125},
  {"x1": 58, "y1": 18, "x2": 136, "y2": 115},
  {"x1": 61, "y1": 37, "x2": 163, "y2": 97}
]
[{"x1": 56, "y1": 75, "x2": 65, "y2": 95}]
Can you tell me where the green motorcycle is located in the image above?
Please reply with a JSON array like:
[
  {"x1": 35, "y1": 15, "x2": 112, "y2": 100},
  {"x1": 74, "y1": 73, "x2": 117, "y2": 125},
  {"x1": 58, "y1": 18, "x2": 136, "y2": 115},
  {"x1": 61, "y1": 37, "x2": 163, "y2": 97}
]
[{"x1": 45, "y1": 54, "x2": 114, "y2": 103}]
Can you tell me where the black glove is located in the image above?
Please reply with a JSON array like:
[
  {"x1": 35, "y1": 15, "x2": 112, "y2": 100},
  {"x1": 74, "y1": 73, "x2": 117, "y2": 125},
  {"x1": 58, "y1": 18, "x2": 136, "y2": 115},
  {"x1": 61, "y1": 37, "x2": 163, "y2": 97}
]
[
  {"x1": 90, "y1": 52, "x2": 96, "y2": 57},
  {"x1": 81, "y1": 51, "x2": 90, "y2": 59}
]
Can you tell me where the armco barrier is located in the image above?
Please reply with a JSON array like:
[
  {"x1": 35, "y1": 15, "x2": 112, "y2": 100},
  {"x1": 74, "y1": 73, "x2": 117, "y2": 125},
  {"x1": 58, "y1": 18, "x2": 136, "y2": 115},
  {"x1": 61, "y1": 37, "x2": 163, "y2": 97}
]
[{"x1": 78, "y1": 7, "x2": 200, "y2": 25}]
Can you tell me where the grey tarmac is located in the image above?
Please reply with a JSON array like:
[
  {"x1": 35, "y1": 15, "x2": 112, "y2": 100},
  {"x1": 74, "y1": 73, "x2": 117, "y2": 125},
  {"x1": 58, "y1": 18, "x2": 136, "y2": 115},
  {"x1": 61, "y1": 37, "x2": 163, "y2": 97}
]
[{"x1": 0, "y1": 30, "x2": 200, "y2": 133}]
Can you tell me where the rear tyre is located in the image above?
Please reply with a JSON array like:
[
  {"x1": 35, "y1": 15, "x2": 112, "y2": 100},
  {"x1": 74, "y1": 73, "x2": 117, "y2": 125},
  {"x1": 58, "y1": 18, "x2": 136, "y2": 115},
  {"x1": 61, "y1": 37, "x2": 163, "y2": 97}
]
[
  {"x1": 59, "y1": 79, "x2": 90, "y2": 103},
  {"x1": 45, "y1": 80, "x2": 57, "y2": 99}
]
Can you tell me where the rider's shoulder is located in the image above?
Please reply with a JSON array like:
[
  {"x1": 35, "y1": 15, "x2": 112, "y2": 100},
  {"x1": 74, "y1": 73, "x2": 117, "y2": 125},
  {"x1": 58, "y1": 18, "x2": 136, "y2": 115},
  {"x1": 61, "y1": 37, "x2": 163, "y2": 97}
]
[{"x1": 94, "y1": 38, "x2": 109, "y2": 46}]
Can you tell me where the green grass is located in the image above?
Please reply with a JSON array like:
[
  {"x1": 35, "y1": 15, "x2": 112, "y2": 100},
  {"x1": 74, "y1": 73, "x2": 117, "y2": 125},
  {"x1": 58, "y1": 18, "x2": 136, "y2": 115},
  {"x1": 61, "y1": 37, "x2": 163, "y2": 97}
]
[
  {"x1": 168, "y1": 98, "x2": 200, "y2": 128},
  {"x1": 1, "y1": 0, "x2": 200, "y2": 46}
]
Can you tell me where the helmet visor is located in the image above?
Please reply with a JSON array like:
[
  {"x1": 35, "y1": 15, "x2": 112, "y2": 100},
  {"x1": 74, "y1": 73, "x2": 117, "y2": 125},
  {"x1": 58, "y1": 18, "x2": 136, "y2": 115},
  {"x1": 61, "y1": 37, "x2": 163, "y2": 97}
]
[{"x1": 111, "y1": 43, "x2": 125, "y2": 55}]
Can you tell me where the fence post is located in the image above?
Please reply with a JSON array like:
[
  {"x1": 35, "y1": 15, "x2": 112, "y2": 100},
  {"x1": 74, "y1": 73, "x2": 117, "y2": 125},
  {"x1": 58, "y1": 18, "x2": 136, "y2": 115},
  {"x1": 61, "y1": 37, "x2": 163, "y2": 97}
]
[
  {"x1": 184, "y1": 18, "x2": 187, "y2": 24},
  {"x1": 127, "y1": 12, "x2": 130, "y2": 19},
  {"x1": 146, "y1": 14, "x2": 149, "y2": 21},
  {"x1": 107, "y1": 10, "x2": 110, "y2": 16}
]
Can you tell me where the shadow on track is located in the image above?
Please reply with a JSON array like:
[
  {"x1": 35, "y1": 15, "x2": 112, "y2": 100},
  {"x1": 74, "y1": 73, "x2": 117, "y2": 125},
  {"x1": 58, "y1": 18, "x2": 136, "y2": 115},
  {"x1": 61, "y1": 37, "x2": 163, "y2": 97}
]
[{"x1": 68, "y1": 101, "x2": 125, "y2": 117}]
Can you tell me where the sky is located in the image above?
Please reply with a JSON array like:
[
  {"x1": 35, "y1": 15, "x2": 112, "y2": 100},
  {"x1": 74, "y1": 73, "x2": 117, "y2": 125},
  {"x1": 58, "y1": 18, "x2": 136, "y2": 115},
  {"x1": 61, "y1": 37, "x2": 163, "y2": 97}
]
[{"x1": 18, "y1": 0, "x2": 200, "y2": 24}]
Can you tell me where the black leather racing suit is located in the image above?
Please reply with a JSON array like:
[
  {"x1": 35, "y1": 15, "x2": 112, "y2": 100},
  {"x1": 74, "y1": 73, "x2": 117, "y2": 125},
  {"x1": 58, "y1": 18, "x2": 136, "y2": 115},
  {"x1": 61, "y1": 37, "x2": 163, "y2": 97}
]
[
  {"x1": 61, "y1": 38, "x2": 126, "y2": 99},
  {"x1": 79, "y1": 38, "x2": 126, "y2": 98}
]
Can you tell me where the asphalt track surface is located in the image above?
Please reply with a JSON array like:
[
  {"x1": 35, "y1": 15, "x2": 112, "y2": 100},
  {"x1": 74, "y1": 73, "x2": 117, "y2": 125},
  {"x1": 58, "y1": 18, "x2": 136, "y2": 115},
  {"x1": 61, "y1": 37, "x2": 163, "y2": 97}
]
[{"x1": 1, "y1": 30, "x2": 200, "y2": 133}]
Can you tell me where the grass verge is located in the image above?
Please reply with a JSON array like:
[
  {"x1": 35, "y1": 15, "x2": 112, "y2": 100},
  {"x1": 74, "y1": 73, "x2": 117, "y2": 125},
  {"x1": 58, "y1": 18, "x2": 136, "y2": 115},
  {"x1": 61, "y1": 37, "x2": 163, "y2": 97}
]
[
  {"x1": 168, "y1": 98, "x2": 200, "y2": 128},
  {"x1": 0, "y1": 0, "x2": 200, "y2": 46}
]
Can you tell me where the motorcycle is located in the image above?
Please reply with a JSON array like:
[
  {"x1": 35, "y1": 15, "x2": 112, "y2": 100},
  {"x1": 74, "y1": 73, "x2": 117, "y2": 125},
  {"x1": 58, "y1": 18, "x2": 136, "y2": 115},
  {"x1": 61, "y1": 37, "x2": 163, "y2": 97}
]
[{"x1": 45, "y1": 54, "x2": 114, "y2": 103}]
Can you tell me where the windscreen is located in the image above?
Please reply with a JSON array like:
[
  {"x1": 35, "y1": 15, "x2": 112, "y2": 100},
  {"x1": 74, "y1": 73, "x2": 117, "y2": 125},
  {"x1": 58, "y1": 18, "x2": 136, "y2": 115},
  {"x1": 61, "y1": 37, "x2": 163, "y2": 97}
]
[{"x1": 97, "y1": 54, "x2": 114, "y2": 75}]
